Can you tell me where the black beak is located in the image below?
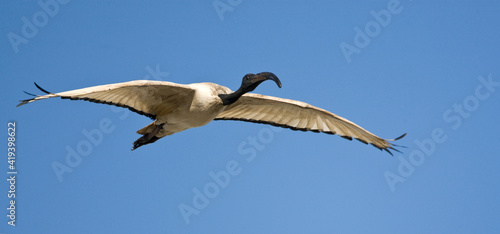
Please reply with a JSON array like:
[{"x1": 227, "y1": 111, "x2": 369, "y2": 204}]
[{"x1": 256, "y1": 72, "x2": 282, "y2": 88}]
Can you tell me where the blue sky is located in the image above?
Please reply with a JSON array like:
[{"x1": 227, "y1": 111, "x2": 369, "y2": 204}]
[{"x1": 1, "y1": 0, "x2": 500, "y2": 233}]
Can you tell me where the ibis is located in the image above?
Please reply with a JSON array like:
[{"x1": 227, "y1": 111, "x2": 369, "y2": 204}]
[{"x1": 18, "y1": 72, "x2": 405, "y2": 153}]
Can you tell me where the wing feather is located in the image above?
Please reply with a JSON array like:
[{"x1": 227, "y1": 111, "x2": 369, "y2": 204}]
[
  {"x1": 18, "y1": 80, "x2": 195, "y2": 119},
  {"x1": 215, "y1": 93, "x2": 405, "y2": 154}
]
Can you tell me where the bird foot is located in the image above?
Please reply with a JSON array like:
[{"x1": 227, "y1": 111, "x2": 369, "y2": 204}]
[{"x1": 132, "y1": 123, "x2": 164, "y2": 150}]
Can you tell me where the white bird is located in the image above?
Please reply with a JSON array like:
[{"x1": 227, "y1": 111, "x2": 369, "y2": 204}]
[{"x1": 18, "y1": 72, "x2": 405, "y2": 153}]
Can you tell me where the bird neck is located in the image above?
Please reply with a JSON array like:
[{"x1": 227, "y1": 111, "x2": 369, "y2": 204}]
[{"x1": 219, "y1": 89, "x2": 245, "y2": 106}]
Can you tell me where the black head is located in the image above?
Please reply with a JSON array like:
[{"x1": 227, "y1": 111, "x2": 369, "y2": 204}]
[
  {"x1": 219, "y1": 72, "x2": 282, "y2": 106},
  {"x1": 240, "y1": 72, "x2": 282, "y2": 93}
]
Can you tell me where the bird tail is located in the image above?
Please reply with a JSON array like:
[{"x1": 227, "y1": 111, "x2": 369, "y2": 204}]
[{"x1": 137, "y1": 122, "x2": 158, "y2": 135}]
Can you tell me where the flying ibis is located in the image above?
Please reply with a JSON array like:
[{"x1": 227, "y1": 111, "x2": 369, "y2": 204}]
[{"x1": 18, "y1": 72, "x2": 405, "y2": 153}]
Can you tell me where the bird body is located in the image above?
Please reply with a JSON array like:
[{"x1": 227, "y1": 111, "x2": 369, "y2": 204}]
[
  {"x1": 147, "y1": 82, "x2": 230, "y2": 139},
  {"x1": 18, "y1": 72, "x2": 405, "y2": 153}
]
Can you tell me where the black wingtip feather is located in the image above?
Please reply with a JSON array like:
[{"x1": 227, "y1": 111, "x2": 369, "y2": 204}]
[
  {"x1": 23, "y1": 91, "x2": 38, "y2": 97},
  {"x1": 382, "y1": 134, "x2": 407, "y2": 156},
  {"x1": 17, "y1": 98, "x2": 33, "y2": 107},
  {"x1": 394, "y1": 133, "x2": 407, "y2": 141},
  {"x1": 383, "y1": 148, "x2": 394, "y2": 156},
  {"x1": 17, "y1": 83, "x2": 53, "y2": 107},
  {"x1": 34, "y1": 82, "x2": 52, "y2": 94}
]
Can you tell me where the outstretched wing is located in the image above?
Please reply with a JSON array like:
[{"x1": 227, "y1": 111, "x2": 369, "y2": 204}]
[
  {"x1": 18, "y1": 80, "x2": 195, "y2": 119},
  {"x1": 215, "y1": 93, "x2": 405, "y2": 154}
]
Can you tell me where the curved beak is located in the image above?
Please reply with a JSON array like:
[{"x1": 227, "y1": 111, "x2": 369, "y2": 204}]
[{"x1": 256, "y1": 72, "x2": 282, "y2": 88}]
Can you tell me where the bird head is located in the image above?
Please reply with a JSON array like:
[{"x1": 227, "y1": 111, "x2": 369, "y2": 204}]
[
  {"x1": 219, "y1": 72, "x2": 282, "y2": 106},
  {"x1": 240, "y1": 72, "x2": 282, "y2": 93}
]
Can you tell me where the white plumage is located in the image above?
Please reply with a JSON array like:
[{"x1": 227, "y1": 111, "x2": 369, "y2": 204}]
[{"x1": 18, "y1": 72, "x2": 405, "y2": 153}]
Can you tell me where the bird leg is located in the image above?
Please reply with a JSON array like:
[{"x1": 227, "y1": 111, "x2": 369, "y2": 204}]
[{"x1": 132, "y1": 123, "x2": 165, "y2": 150}]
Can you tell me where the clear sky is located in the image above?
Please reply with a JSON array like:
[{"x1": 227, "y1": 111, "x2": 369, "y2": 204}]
[{"x1": 1, "y1": 0, "x2": 499, "y2": 233}]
